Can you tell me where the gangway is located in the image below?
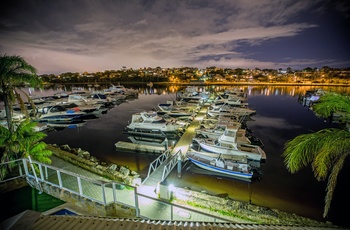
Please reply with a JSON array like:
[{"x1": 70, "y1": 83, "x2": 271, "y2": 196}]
[
  {"x1": 141, "y1": 104, "x2": 209, "y2": 187},
  {"x1": 142, "y1": 149, "x2": 182, "y2": 186}
]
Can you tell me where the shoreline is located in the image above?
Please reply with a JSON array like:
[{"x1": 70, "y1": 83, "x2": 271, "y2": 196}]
[
  {"x1": 43, "y1": 81, "x2": 350, "y2": 87},
  {"x1": 46, "y1": 144, "x2": 333, "y2": 227}
]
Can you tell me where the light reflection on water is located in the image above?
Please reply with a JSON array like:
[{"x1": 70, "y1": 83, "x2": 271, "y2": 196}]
[{"x1": 35, "y1": 84, "x2": 349, "y2": 227}]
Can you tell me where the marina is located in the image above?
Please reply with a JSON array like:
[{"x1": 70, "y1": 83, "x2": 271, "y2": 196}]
[{"x1": 2, "y1": 84, "x2": 349, "y2": 227}]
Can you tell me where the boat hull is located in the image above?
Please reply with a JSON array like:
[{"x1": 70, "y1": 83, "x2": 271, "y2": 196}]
[
  {"x1": 123, "y1": 128, "x2": 180, "y2": 138},
  {"x1": 187, "y1": 157, "x2": 253, "y2": 180}
]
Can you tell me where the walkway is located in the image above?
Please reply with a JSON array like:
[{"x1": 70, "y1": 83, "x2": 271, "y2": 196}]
[
  {"x1": 141, "y1": 104, "x2": 209, "y2": 187},
  {"x1": 47, "y1": 154, "x2": 227, "y2": 222}
]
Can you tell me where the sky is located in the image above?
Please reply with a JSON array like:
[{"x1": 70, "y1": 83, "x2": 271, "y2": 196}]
[{"x1": 1, "y1": 0, "x2": 350, "y2": 75}]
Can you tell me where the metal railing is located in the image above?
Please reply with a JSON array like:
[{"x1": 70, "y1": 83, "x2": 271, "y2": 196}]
[
  {"x1": 143, "y1": 149, "x2": 172, "y2": 184},
  {"x1": 161, "y1": 150, "x2": 181, "y2": 182},
  {"x1": 1, "y1": 158, "x2": 230, "y2": 222}
]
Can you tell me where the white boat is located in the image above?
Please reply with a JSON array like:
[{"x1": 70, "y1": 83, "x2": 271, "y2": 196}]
[
  {"x1": 52, "y1": 91, "x2": 69, "y2": 99},
  {"x1": 157, "y1": 103, "x2": 196, "y2": 118},
  {"x1": 187, "y1": 150, "x2": 255, "y2": 181},
  {"x1": 214, "y1": 96, "x2": 249, "y2": 107},
  {"x1": 196, "y1": 123, "x2": 263, "y2": 147},
  {"x1": 124, "y1": 111, "x2": 183, "y2": 137},
  {"x1": 0, "y1": 109, "x2": 26, "y2": 121},
  {"x1": 192, "y1": 126, "x2": 266, "y2": 162},
  {"x1": 196, "y1": 123, "x2": 241, "y2": 139},
  {"x1": 193, "y1": 138, "x2": 265, "y2": 162},
  {"x1": 59, "y1": 103, "x2": 106, "y2": 119},
  {"x1": 105, "y1": 84, "x2": 138, "y2": 97},
  {"x1": 45, "y1": 120, "x2": 86, "y2": 130},
  {"x1": 87, "y1": 92, "x2": 115, "y2": 106},
  {"x1": 176, "y1": 86, "x2": 210, "y2": 104},
  {"x1": 0, "y1": 119, "x2": 50, "y2": 132},
  {"x1": 32, "y1": 105, "x2": 87, "y2": 122},
  {"x1": 207, "y1": 104, "x2": 256, "y2": 118}
]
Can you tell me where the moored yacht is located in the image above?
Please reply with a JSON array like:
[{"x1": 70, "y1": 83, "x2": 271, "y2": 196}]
[
  {"x1": 31, "y1": 105, "x2": 86, "y2": 122},
  {"x1": 124, "y1": 111, "x2": 183, "y2": 138}
]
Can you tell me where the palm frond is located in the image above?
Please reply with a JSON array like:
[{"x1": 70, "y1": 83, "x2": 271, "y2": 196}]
[
  {"x1": 313, "y1": 92, "x2": 350, "y2": 122},
  {"x1": 312, "y1": 129, "x2": 350, "y2": 180},
  {"x1": 283, "y1": 131, "x2": 325, "y2": 173}
]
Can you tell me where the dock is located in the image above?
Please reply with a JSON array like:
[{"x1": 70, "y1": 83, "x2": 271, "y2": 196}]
[
  {"x1": 115, "y1": 141, "x2": 166, "y2": 154},
  {"x1": 171, "y1": 105, "x2": 209, "y2": 157}
]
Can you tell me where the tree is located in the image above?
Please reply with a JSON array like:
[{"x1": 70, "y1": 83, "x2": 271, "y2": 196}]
[
  {"x1": 0, "y1": 54, "x2": 42, "y2": 132},
  {"x1": 0, "y1": 119, "x2": 52, "y2": 179},
  {"x1": 282, "y1": 92, "x2": 350, "y2": 218}
]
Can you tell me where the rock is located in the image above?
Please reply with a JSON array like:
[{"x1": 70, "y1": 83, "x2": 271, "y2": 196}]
[
  {"x1": 77, "y1": 150, "x2": 90, "y2": 159},
  {"x1": 96, "y1": 165, "x2": 107, "y2": 171},
  {"x1": 119, "y1": 166, "x2": 130, "y2": 176},
  {"x1": 61, "y1": 144, "x2": 71, "y2": 151},
  {"x1": 108, "y1": 164, "x2": 118, "y2": 171},
  {"x1": 90, "y1": 156, "x2": 99, "y2": 164}
]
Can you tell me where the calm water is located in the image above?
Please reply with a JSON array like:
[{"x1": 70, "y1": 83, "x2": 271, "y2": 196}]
[{"x1": 36, "y1": 84, "x2": 349, "y2": 227}]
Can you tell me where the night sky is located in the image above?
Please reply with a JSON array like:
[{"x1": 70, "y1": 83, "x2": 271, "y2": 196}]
[{"x1": 1, "y1": 0, "x2": 349, "y2": 74}]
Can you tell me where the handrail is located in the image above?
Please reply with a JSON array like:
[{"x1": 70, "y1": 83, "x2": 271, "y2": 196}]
[
  {"x1": 143, "y1": 149, "x2": 172, "y2": 184},
  {"x1": 1, "y1": 158, "x2": 230, "y2": 222},
  {"x1": 0, "y1": 159, "x2": 25, "y2": 182},
  {"x1": 161, "y1": 150, "x2": 181, "y2": 182}
]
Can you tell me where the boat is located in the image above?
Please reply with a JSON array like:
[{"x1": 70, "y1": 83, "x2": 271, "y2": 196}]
[
  {"x1": 87, "y1": 92, "x2": 115, "y2": 106},
  {"x1": 186, "y1": 150, "x2": 255, "y2": 181},
  {"x1": 156, "y1": 103, "x2": 196, "y2": 118},
  {"x1": 45, "y1": 120, "x2": 86, "y2": 130},
  {"x1": 124, "y1": 111, "x2": 183, "y2": 137},
  {"x1": 52, "y1": 91, "x2": 69, "y2": 99},
  {"x1": 196, "y1": 123, "x2": 241, "y2": 139},
  {"x1": 105, "y1": 84, "x2": 138, "y2": 97},
  {"x1": 31, "y1": 105, "x2": 86, "y2": 122},
  {"x1": 193, "y1": 137, "x2": 265, "y2": 162},
  {"x1": 214, "y1": 96, "x2": 249, "y2": 108},
  {"x1": 176, "y1": 86, "x2": 210, "y2": 104},
  {"x1": 196, "y1": 123, "x2": 263, "y2": 147},
  {"x1": 58, "y1": 102, "x2": 107, "y2": 119},
  {"x1": 192, "y1": 126, "x2": 266, "y2": 162},
  {"x1": 0, "y1": 109, "x2": 26, "y2": 121},
  {"x1": 207, "y1": 104, "x2": 256, "y2": 118}
]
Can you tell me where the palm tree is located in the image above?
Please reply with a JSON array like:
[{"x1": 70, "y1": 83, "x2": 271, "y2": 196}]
[
  {"x1": 0, "y1": 119, "x2": 52, "y2": 179},
  {"x1": 0, "y1": 54, "x2": 42, "y2": 132},
  {"x1": 282, "y1": 92, "x2": 350, "y2": 218}
]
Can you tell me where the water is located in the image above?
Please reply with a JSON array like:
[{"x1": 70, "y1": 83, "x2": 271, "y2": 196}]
[{"x1": 33, "y1": 84, "x2": 349, "y2": 227}]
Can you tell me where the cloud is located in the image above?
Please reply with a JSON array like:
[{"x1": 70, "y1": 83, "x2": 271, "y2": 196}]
[{"x1": 1, "y1": 0, "x2": 349, "y2": 74}]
